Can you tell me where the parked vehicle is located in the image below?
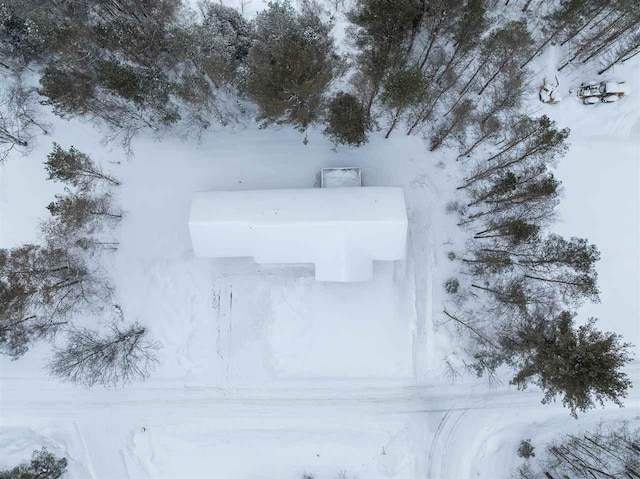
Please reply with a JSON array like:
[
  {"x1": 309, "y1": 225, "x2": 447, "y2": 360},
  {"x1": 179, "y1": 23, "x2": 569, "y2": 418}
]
[
  {"x1": 577, "y1": 80, "x2": 630, "y2": 104},
  {"x1": 601, "y1": 82, "x2": 630, "y2": 102}
]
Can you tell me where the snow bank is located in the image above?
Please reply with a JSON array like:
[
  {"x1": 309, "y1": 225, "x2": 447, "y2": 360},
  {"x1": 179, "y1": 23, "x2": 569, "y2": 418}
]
[
  {"x1": 189, "y1": 187, "x2": 408, "y2": 282},
  {"x1": 125, "y1": 411, "x2": 426, "y2": 479}
]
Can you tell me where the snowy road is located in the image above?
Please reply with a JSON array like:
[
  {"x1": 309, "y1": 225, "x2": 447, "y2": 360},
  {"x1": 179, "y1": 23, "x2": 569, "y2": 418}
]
[
  {"x1": 3, "y1": 377, "x2": 633, "y2": 417},
  {"x1": 2, "y1": 370, "x2": 639, "y2": 479}
]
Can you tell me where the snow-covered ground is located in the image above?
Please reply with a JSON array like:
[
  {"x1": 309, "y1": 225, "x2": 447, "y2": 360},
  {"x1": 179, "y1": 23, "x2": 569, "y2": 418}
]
[
  {"x1": 1, "y1": 13, "x2": 639, "y2": 479},
  {"x1": 535, "y1": 49, "x2": 640, "y2": 349}
]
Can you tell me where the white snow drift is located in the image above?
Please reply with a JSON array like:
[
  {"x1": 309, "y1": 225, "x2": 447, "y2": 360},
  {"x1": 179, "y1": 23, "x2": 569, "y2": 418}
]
[{"x1": 188, "y1": 187, "x2": 408, "y2": 282}]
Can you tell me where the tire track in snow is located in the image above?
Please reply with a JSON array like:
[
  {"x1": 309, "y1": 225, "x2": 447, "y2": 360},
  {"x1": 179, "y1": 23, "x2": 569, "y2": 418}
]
[
  {"x1": 427, "y1": 408, "x2": 470, "y2": 479},
  {"x1": 3, "y1": 367, "x2": 638, "y2": 423},
  {"x1": 426, "y1": 408, "x2": 452, "y2": 479},
  {"x1": 228, "y1": 286, "x2": 233, "y2": 385},
  {"x1": 4, "y1": 383, "x2": 629, "y2": 419},
  {"x1": 212, "y1": 278, "x2": 233, "y2": 386},
  {"x1": 71, "y1": 420, "x2": 100, "y2": 479},
  {"x1": 213, "y1": 287, "x2": 222, "y2": 360}
]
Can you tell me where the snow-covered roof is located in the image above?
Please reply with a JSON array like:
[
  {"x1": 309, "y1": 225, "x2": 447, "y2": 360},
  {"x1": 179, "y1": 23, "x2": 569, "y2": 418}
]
[
  {"x1": 604, "y1": 82, "x2": 631, "y2": 95},
  {"x1": 189, "y1": 187, "x2": 408, "y2": 282}
]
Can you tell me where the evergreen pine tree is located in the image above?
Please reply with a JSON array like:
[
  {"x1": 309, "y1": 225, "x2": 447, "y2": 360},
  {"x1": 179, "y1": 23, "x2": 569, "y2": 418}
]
[
  {"x1": 323, "y1": 92, "x2": 368, "y2": 146},
  {"x1": 380, "y1": 66, "x2": 426, "y2": 138},
  {"x1": 44, "y1": 143, "x2": 120, "y2": 190},
  {"x1": 508, "y1": 311, "x2": 632, "y2": 417},
  {"x1": 0, "y1": 448, "x2": 67, "y2": 479},
  {"x1": 246, "y1": 1, "x2": 339, "y2": 130}
]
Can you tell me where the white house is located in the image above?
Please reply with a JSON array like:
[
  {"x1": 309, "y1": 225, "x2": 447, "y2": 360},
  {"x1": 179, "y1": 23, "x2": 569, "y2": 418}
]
[{"x1": 188, "y1": 187, "x2": 408, "y2": 282}]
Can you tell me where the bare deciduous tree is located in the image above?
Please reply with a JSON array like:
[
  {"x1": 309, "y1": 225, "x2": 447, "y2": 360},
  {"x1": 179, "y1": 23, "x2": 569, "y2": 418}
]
[
  {"x1": 46, "y1": 190, "x2": 122, "y2": 237},
  {"x1": 513, "y1": 421, "x2": 640, "y2": 478},
  {"x1": 0, "y1": 244, "x2": 111, "y2": 358},
  {"x1": 0, "y1": 75, "x2": 49, "y2": 162},
  {"x1": 49, "y1": 321, "x2": 159, "y2": 387},
  {"x1": 459, "y1": 116, "x2": 570, "y2": 191}
]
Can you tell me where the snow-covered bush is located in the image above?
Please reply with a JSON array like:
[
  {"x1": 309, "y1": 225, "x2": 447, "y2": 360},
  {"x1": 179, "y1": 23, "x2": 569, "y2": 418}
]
[
  {"x1": 444, "y1": 278, "x2": 460, "y2": 294},
  {"x1": 517, "y1": 439, "x2": 535, "y2": 459}
]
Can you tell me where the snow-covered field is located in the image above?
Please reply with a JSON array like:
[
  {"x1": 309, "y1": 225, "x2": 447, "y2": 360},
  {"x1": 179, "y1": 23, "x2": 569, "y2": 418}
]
[{"x1": 1, "y1": 7, "x2": 640, "y2": 479}]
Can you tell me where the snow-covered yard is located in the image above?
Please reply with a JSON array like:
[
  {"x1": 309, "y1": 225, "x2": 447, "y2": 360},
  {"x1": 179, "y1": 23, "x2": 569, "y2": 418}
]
[
  {"x1": 1, "y1": 2, "x2": 640, "y2": 477},
  {"x1": 0, "y1": 118, "x2": 449, "y2": 477}
]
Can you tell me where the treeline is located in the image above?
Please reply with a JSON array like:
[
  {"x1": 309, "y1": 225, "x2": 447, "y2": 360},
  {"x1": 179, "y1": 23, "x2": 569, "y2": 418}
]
[
  {"x1": 335, "y1": 0, "x2": 640, "y2": 416},
  {"x1": 0, "y1": 144, "x2": 157, "y2": 387},
  {"x1": 0, "y1": 0, "x2": 251, "y2": 152},
  {"x1": 442, "y1": 112, "x2": 632, "y2": 417},
  {"x1": 0, "y1": 0, "x2": 342, "y2": 154},
  {"x1": 1, "y1": 0, "x2": 636, "y2": 159}
]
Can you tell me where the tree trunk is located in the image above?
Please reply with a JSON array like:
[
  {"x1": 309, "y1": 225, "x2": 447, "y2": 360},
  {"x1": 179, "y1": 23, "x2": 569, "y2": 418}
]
[
  {"x1": 419, "y1": 25, "x2": 442, "y2": 70},
  {"x1": 523, "y1": 274, "x2": 584, "y2": 287},
  {"x1": 580, "y1": 19, "x2": 636, "y2": 65},
  {"x1": 457, "y1": 126, "x2": 498, "y2": 160},
  {"x1": 442, "y1": 53, "x2": 484, "y2": 118},
  {"x1": 442, "y1": 308, "x2": 497, "y2": 347},
  {"x1": 558, "y1": 12, "x2": 627, "y2": 70},
  {"x1": 406, "y1": 82, "x2": 452, "y2": 135},
  {"x1": 0, "y1": 128, "x2": 28, "y2": 147},
  {"x1": 560, "y1": 4, "x2": 609, "y2": 46},
  {"x1": 620, "y1": 46, "x2": 640, "y2": 63},
  {"x1": 478, "y1": 58, "x2": 509, "y2": 95},
  {"x1": 385, "y1": 106, "x2": 403, "y2": 139},
  {"x1": 90, "y1": 211, "x2": 122, "y2": 219},
  {"x1": 520, "y1": 23, "x2": 568, "y2": 69},
  {"x1": 485, "y1": 122, "x2": 541, "y2": 162}
]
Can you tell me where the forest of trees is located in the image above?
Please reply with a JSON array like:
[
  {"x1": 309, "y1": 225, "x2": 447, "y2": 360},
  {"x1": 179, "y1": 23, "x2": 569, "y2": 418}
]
[
  {"x1": 0, "y1": 0, "x2": 636, "y2": 157},
  {"x1": 0, "y1": 0, "x2": 636, "y2": 411}
]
